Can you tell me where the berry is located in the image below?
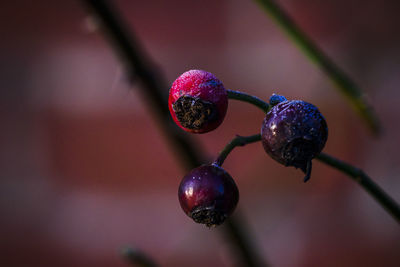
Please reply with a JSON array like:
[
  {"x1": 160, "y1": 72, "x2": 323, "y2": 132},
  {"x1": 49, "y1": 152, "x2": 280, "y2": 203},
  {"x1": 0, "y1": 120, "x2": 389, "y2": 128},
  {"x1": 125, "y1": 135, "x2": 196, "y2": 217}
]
[
  {"x1": 261, "y1": 99, "x2": 328, "y2": 182},
  {"x1": 168, "y1": 70, "x2": 228, "y2": 133},
  {"x1": 178, "y1": 164, "x2": 239, "y2": 227}
]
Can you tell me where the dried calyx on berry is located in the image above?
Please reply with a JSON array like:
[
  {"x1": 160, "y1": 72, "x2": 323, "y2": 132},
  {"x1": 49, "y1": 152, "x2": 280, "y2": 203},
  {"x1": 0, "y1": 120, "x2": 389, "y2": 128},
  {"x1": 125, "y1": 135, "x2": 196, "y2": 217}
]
[
  {"x1": 168, "y1": 70, "x2": 228, "y2": 133},
  {"x1": 269, "y1": 93, "x2": 287, "y2": 107},
  {"x1": 261, "y1": 95, "x2": 328, "y2": 182},
  {"x1": 178, "y1": 164, "x2": 239, "y2": 227}
]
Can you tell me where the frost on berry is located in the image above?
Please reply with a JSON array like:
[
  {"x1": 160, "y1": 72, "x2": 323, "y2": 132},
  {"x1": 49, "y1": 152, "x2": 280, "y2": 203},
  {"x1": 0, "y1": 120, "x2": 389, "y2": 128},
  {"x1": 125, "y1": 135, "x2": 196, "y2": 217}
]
[
  {"x1": 168, "y1": 70, "x2": 228, "y2": 133},
  {"x1": 261, "y1": 100, "x2": 328, "y2": 182}
]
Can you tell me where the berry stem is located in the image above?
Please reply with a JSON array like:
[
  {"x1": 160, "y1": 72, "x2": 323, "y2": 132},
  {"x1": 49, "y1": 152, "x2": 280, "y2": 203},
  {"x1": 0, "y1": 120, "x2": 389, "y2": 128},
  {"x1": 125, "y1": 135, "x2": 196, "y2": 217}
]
[
  {"x1": 216, "y1": 133, "x2": 400, "y2": 222},
  {"x1": 254, "y1": 0, "x2": 381, "y2": 136},
  {"x1": 122, "y1": 247, "x2": 158, "y2": 267},
  {"x1": 214, "y1": 134, "x2": 262, "y2": 166},
  {"x1": 227, "y1": 89, "x2": 270, "y2": 113},
  {"x1": 316, "y1": 153, "x2": 400, "y2": 223}
]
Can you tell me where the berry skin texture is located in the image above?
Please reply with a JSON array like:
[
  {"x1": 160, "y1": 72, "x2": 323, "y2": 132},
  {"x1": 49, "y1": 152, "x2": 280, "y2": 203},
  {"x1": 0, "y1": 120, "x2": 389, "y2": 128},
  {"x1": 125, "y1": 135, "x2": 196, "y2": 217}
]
[
  {"x1": 261, "y1": 100, "x2": 328, "y2": 182},
  {"x1": 168, "y1": 70, "x2": 228, "y2": 133},
  {"x1": 178, "y1": 164, "x2": 239, "y2": 227}
]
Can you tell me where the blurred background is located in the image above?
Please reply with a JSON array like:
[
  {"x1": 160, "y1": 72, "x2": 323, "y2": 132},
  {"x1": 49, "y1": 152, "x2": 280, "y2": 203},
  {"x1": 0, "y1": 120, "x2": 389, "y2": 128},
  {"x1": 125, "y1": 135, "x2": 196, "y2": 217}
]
[{"x1": 1, "y1": 0, "x2": 399, "y2": 266}]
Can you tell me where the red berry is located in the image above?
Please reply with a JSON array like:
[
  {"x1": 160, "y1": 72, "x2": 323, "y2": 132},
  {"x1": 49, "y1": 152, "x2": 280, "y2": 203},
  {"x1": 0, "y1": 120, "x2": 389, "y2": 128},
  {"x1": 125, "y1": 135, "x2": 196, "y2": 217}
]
[
  {"x1": 261, "y1": 99, "x2": 328, "y2": 182},
  {"x1": 168, "y1": 70, "x2": 228, "y2": 133},
  {"x1": 178, "y1": 164, "x2": 239, "y2": 227}
]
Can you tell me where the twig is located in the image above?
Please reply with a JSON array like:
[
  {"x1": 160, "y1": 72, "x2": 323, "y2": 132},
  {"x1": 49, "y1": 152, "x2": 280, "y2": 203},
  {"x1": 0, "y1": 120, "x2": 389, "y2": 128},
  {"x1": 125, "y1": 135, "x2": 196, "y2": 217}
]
[
  {"x1": 81, "y1": 0, "x2": 267, "y2": 266},
  {"x1": 227, "y1": 89, "x2": 269, "y2": 113},
  {"x1": 219, "y1": 88, "x2": 399, "y2": 222},
  {"x1": 214, "y1": 134, "x2": 262, "y2": 166},
  {"x1": 215, "y1": 133, "x2": 400, "y2": 222},
  {"x1": 316, "y1": 153, "x2": 400, "y2": 223},
  {"x1": 254, "y1": 0, "x2": 381, "y2": 135}
]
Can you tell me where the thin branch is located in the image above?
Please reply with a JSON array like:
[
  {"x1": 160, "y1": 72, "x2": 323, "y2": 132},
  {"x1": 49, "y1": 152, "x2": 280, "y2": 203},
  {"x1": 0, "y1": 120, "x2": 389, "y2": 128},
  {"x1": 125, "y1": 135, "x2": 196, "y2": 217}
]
[
  {"x1": 227, "y1": 89, "x2": 269, "y2": 113},
  {"x1": 215, "y1": 133, "x2": 400, "y2": 223},
  {"x1": 81, "y1": 0, "x2": 267, "y2": 266},
  {"x1": 254, "y1": 0, "x2": 381, "y2": 135},
  {"x1": 316, "y1": 153, "x2": 400, "y2": 223},
  {"x1": 214, "y1": 134, "x2": 262, "y2": 166}
]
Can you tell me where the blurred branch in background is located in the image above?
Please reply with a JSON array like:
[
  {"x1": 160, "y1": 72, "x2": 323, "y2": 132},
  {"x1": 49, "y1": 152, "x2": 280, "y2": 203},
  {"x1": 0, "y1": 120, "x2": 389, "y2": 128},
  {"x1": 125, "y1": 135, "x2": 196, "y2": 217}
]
[
  {"x1": 122, "y1": 247, "x2": 158, "y2": 267},
  {"x1": 255, "y1": 0, "x2": 381, "y2": 136},
  {"x1": 82, "y1": 0, "x2": 267, "y2": 266}
]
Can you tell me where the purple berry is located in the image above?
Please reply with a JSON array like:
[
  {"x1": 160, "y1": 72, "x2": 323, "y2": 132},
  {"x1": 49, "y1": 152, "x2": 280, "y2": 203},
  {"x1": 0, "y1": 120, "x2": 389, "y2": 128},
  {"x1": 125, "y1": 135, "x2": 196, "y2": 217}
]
[
  {"x1": 178, "y1": 164, "x2": 239, "y2": 227},
  {"x1": 261, "y1": 99, "x2": 328, "y2": 182}
]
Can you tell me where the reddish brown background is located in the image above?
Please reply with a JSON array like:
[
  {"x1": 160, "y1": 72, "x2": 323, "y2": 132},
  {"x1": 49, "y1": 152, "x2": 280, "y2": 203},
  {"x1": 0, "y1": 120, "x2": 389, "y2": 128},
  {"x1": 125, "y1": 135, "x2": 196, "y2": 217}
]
[{"x1": 1, "y1": 0, "x2": 399, "y2": 266}]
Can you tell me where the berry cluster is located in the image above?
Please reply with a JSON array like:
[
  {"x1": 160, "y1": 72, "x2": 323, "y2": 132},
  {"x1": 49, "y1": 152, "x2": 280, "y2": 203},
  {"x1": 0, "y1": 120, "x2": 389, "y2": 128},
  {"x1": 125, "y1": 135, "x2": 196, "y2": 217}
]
[{"x1": 169, "y1": 70, "x2": 328, "y2": 227}]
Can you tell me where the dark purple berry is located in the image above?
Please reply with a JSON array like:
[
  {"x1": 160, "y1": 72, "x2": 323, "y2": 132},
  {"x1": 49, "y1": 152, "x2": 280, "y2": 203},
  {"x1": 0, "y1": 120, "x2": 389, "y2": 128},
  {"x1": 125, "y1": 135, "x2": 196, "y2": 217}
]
[
  {"x1": 178, "y1": 164, "x2": 239, "y2": 227},
  {"x1": 261, "y1": 99, "x2": 328, "y2": 182},
  {"x1": 168, "y1": 70, "x2": 228, "y2": 133}
]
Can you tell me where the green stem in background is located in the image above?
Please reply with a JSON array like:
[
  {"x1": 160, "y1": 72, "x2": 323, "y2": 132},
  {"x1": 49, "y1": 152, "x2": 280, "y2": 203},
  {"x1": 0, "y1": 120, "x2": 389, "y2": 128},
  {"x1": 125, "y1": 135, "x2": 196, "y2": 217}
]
[
  {"x1": 214, "y1": 134, "x2": 262, "y2": 166},
  {"x1": 316, "y1": 153, "x2": 400, "y2": 223},
  {"x1": 227, "y1": 89, "x2": 270, "y2": 113},
  {"x1": 254, "y1": 0, "x2": 381, "y2": 136},
  {"x1": 82, "y1": 1, "x2": 267, "y2": 266},
  {"x1": 121, "y1": 247, "x2": 158, "y2": 267},
  {"x1": 216, "y1": 134, "x2": 400, "y2": 223}
]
